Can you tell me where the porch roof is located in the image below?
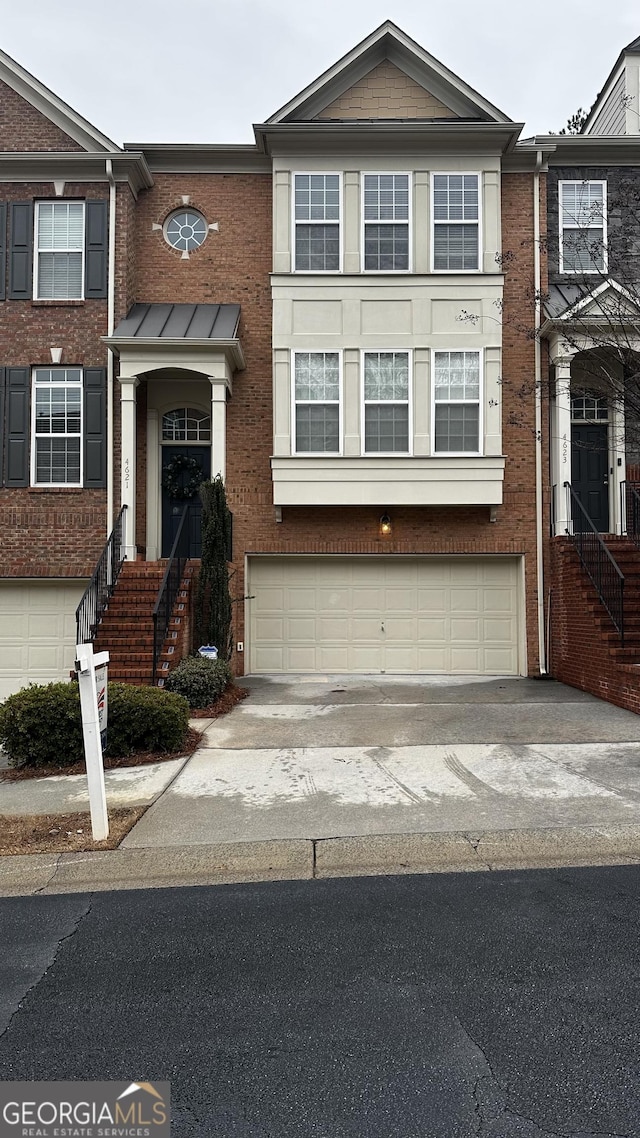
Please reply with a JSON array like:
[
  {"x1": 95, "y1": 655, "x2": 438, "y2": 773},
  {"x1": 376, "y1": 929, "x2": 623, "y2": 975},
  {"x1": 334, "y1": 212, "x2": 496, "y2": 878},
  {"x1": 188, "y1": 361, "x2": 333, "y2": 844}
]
[
  {"x1": 112, "y1": 303, "x2": 241, "y2": 341},
  {"x1": 104, "y1": 302, "x2": 245, "y2": 376}
]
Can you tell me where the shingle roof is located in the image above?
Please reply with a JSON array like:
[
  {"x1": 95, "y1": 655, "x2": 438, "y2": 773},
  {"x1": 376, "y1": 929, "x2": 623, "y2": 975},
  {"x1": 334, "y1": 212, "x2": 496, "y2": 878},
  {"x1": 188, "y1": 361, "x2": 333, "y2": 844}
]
[{"x1": 113, "y1": 303, "x2": 240, "y2": 340}]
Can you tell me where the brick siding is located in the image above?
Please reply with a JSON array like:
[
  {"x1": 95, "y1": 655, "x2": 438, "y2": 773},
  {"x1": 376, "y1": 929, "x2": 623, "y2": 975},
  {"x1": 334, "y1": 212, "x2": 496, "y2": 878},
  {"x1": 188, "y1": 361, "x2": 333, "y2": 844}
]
[{"x1": 0, "y1": 78, "x2": 85, "y2": 152}]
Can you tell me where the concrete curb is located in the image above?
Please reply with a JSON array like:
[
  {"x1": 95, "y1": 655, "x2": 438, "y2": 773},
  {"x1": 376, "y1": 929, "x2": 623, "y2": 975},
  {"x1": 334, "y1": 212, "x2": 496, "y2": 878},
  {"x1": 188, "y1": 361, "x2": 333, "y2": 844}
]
[{"x1": 2, "y1": 824, "x2": 640, "y2": 896}]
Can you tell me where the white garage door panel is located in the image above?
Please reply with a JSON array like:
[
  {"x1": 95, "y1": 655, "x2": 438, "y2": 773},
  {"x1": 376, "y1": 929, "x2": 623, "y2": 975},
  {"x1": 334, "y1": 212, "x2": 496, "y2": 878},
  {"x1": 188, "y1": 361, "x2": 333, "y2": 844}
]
[
  {"x1": 0, "y1": 581, "x2": 87, "y2": 701},
  {"x1": 249, "y1": 557, "x2": 521, "y2": 675}
]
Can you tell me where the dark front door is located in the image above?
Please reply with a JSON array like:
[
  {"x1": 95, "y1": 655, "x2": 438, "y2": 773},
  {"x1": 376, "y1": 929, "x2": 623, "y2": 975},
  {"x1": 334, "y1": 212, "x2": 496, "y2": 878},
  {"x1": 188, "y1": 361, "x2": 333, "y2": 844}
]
[
  {"x1": 571, "y1": 423, "x2": 609, "y2": 532},
  {"x1": 161, "y1": 446, "x2": 211, "y2": 557}
]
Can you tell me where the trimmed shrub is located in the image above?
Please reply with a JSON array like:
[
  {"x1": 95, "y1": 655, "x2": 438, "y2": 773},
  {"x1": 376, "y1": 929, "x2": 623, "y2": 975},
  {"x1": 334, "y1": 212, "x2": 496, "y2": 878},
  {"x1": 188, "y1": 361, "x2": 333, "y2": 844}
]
[
  {"x1": 164, "y1": 655, "x2": 231, "y2": 708},
  {"x1": 0, "y1": 681, "x2": 189, "y2": 769},
  {"x1": 105, "y1": 684, "x2": 189, "y2": 757},
  {"x1": 0, "y1": 683, "x2": 84, "y2": 769}
]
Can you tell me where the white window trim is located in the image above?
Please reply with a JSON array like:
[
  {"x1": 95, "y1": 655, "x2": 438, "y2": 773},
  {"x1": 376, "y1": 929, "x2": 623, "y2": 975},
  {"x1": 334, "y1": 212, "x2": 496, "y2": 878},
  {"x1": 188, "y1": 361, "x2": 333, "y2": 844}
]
[
  {"x1": 430, "y1": 349, "x2": 483, "y2": 457},
  {"x1": 291, "y1": 172, "x2": 343, "y2": 274},
  {"x1": 360, "y1": 349, "x2": 413, "y2": 456},
  {"x1": 558, "y1": 180, "x2": 608, "y2": 275},
  {"x1": 430, "y1": 172, "x2": 482, "y2": 274},
  {"x1": 33, "y1": 200, "x2": 86, "y2": 301},
  {"x1": 291, "y1": 350, "x2": 343, "y2": 456},
  {"x1": 360, "y1": 173, "x2": 412, "y2": 273},
  {"x1": 30, "y1": 367, "x2": 84, "y2": 487}
]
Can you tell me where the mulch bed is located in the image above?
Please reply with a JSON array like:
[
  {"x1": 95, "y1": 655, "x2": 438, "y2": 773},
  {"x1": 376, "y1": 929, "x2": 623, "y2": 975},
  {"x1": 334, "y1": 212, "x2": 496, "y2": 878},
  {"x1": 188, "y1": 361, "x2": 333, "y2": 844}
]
[{"x1": 0, "y1": 684, "x2": 249, "y2": 782}]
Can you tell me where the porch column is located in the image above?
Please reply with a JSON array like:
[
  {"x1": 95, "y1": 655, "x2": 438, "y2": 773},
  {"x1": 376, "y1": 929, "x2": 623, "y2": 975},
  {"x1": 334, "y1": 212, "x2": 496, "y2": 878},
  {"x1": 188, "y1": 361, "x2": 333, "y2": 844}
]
[
  {"x1": 209, "y1": 379, "x2": 227, "y2": 482},
  {"x1": 146, "y1": 407, "x2": 160, "y2": 561},
  {"x1": 552, "y1": 356, "x2": 573, "y2": 536},
  {"x1": 119, "y1": 375, "x2": 139, "y2": 560}
]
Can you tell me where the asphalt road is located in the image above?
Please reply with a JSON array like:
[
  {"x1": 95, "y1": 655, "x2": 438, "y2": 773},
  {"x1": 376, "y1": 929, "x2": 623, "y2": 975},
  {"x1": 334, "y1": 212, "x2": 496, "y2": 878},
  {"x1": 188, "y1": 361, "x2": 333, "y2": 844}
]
[{"x1": 1, "y1": 868, "x2": 639, "y2": 1137}]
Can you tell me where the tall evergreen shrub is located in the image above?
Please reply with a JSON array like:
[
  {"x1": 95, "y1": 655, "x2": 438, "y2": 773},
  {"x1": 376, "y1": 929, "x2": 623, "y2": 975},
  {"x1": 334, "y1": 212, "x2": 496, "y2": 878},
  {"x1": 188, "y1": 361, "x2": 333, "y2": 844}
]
[{"x1": 194, "y1": 476, "x2": 233, "y2": 660}]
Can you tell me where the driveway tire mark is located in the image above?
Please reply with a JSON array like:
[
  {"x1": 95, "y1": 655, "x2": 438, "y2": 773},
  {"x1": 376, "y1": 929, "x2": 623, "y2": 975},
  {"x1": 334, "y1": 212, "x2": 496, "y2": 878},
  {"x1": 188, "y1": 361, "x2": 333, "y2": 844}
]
[
  {"x1": 443, "y1": 753, "x2": 499, "y2": 798},
  {"x1": 365, "y1": 748, "x2": 425, "y2": 805}
]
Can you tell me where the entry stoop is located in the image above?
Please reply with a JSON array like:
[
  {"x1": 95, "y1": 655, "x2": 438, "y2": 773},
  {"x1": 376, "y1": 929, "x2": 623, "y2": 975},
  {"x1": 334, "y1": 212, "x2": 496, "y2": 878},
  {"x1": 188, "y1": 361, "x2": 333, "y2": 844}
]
[
  {"x1": 550, "y1": 536, "x2": 640, "y2": 715},
  {"x1": 92, "y1": 562, "x2": 195, "y2": 685}
]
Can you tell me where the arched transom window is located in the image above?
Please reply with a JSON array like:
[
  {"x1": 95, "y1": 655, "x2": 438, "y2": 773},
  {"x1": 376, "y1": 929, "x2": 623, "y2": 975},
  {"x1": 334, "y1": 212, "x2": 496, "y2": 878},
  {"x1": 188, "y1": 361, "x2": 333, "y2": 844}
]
[
  {"x1": 162, "y1": 407, "x2": 211, "y2": 442},
  {"x1": 571, "y1": 393, "x2": 609, "y2": 422}
]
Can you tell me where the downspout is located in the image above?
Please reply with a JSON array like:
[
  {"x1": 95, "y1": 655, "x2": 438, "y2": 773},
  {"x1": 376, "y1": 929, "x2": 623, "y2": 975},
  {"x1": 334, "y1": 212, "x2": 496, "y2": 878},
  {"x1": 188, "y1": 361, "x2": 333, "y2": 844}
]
[
  {"x1": 534, "y1": 149, "x2": 547, "y2": 674},
  {"x1": 106, "y1": 158, "x2": 117, "y2": 536}
]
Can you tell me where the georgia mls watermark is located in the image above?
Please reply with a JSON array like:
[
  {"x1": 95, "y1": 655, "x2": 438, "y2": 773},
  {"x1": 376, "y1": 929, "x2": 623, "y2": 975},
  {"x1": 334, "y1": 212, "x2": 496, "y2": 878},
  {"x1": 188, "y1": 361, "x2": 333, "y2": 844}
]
[{"x1": 0, "y1": 1081, "x2": 170, "y2": 1138}]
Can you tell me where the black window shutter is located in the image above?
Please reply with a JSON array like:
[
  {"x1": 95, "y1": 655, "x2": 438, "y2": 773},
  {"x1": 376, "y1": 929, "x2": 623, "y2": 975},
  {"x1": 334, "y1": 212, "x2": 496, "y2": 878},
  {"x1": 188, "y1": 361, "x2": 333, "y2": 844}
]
[
  {"x1": 84, "y1": 201, "x2": 108, "y2": 299},
  {"x1": 0, "y1": 368, "x2": 5, "y2": 481},
  {"x1": 84, "y1": 367, "x2": 106, "y2": 487},
  {"x1": 6, "y1": 367, "x2": 30, "y2": 486},
  {"x1": 0, "y1": 204, "x2": 7, "y2": 301},
  {"x1": 8, "y1": 203, "x2": 33, "y2": 299}
]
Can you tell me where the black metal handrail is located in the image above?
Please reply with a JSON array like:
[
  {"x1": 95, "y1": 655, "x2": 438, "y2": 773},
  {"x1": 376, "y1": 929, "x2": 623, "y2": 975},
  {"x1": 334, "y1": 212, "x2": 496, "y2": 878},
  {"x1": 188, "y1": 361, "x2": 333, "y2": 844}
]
[
  {"x1": 564, "y1": 482, "x2": 625, "y2": 644},
  {"x1": 152, "y1": 504, "x2": 190, "y2": 684},
  {"x1": 76, "y1": 506, "x2": 127, "y2": 645},
  {"x1": 625, "y1": 481, "x2": 640, "y2": 548}
]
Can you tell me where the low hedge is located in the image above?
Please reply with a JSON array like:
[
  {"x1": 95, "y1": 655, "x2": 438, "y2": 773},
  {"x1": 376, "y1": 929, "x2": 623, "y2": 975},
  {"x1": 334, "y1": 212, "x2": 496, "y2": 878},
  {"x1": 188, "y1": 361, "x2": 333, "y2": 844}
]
[
  {"x1": 164, "y1": 655, "x2": 232, "y2": 709},
  {"x1": 0, "y1": 681, "x2": 189, "y2": 769}
]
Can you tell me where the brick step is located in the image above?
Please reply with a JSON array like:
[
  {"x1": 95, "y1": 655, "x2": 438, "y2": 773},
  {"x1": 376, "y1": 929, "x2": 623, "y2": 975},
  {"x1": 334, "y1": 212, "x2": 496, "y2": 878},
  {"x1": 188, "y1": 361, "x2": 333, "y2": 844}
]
[
  {"x1": 601, "y1": 633, "x2": 640, "y2": 647},
  {"x1": 101, "y1": 609, "x2": 156, "y2": 619},
  {"x1": 97, "y1": 624, "x2": 154, "y2": 636},
  {"x1": 108, "y1": 669, "x2": 151, "y2": 678},
  {"x1": 93, "y1": 641, "x2": 156, "y2": 650},
  {"x1": 610, "y1": 649, "x2": 640, "y2": 662}
]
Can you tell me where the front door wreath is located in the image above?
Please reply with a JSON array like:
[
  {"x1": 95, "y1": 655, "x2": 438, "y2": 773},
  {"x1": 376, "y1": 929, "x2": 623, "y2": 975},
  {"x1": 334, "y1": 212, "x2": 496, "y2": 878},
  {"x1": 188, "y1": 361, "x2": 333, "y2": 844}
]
[{"x1": 162, "y1": 454, "x2": 205, "y2": 500}]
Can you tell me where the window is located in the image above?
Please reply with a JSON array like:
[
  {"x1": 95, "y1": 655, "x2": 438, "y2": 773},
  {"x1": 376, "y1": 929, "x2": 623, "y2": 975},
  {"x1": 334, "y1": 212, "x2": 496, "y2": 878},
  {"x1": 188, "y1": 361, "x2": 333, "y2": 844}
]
[
  {"x1": 293, "y1": 352, "x2": 340, "y2": 453},
  {"x1": 363, "y1": 352, "x2": 410, "y2": 453},
  {"x1": 433, "y1": 174, "x2": 480, "y2": 271},
  {"x1": 32, "y1": 368, "x2": 82, "y2": 485},
  {"x1": 363, "y1": 174, "x2": 410, "y2": 270},
  {"x1": 571, "y1": 393, "x2": 608, "y2": 421},
  {"x1": 294, "y1": 174, "x2": 340, "y2": 271},
  {"x1": 433, "y1": 351, "x2": 481, "y2": 453},
  {"x1": 559, "y1": 181, "x2": 606, "y2": 273},
  {"x1": 34, "y1": 202, "x2": 84, "y2": 299},
  {"x1": 164, "y1": 209, "x2": 208, "y2": 254},
  {"x1": 162, "y1": 407, "x2": 211, "y2": 441}
]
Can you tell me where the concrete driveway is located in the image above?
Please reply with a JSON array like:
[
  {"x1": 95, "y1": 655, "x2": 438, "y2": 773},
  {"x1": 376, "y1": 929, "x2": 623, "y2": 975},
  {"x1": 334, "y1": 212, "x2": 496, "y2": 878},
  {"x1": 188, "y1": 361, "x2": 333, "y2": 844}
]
[{"x1": 123, "y1": 675, "x2": 640, "y2": 848}]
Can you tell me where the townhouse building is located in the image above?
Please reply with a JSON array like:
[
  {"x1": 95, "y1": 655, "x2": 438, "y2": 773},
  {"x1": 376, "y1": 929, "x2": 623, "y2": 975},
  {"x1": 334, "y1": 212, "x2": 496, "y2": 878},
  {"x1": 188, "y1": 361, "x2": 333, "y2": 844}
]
[{"x1": 0, "y1": 23, "x2": 638, "y2": 710}]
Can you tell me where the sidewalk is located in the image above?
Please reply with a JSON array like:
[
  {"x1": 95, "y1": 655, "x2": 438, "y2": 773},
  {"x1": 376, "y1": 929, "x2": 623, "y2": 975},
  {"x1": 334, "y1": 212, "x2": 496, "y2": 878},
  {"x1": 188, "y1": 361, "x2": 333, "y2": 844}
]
[{"x1": 2, "y1": 675, "x2": 640, "y2": 894}]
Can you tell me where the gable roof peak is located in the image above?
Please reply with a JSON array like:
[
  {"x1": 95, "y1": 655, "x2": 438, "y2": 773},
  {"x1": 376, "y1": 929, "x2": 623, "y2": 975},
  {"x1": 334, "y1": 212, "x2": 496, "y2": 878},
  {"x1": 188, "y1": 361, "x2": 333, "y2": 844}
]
[
  {"x1": 0, "y1": 46, "x2": 120, "y2": 152},
  {"x1": 265, "y1": 21, "x2": 511, "y2": 126}
]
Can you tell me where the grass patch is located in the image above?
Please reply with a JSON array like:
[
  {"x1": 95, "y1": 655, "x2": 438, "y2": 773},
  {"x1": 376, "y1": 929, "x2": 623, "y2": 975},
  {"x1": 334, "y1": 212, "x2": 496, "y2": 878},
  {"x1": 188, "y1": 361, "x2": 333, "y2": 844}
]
[{"x1": 0, "y1": 808, "x2": 147, "y2": 856}]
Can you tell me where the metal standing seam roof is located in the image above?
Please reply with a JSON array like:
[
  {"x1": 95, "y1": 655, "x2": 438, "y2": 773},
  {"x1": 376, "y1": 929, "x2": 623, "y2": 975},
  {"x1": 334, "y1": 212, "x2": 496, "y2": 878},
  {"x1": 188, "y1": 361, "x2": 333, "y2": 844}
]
[
  {"x1": 112, "y1": 303, "x2": 241, "y2": 340},
  {"x1": 544, "y1": 285, "x2": 585, "y2": 319}
]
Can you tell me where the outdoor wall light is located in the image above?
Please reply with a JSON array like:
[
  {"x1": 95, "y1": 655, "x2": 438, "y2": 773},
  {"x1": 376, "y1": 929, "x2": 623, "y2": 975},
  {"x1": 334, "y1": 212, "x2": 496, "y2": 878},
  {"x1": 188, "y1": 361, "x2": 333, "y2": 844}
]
[{"x1": 379, "y1": 513, "x2": 392, "y2": 537}]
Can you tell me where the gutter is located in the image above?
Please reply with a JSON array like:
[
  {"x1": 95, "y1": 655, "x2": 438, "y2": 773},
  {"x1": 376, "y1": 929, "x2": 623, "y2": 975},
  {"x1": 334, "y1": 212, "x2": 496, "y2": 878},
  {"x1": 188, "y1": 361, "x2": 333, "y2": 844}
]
[
  {"x1": 106, "y1": 158, "x2": 116, "y2": 537},
  {"x1": 534, "y1": 149, "x2": 547, "y2": 675}
]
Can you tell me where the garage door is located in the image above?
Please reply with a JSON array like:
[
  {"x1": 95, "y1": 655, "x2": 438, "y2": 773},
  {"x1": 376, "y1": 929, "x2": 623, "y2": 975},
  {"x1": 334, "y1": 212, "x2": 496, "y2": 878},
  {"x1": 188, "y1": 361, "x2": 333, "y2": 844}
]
[
  {"x1": 248, "y1": 556, "x2": 521, "y2": 675},
  {"x1": 0, "y1": 580, "x2": 87, "y2": 701}
]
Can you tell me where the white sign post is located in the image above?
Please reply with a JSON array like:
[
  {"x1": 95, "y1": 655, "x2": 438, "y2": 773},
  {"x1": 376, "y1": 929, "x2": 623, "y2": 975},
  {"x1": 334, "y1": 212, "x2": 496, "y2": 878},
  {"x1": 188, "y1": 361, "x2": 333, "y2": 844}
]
[{"x1": 75, "y1": 643, "x2": 110, "y2": 841}]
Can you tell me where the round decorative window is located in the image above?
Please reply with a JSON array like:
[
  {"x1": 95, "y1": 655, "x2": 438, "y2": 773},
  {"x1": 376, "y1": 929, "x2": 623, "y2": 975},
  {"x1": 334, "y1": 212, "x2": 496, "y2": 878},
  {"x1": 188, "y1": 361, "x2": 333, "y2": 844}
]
[{"x1": 164, "y1": 209, "x2": 207, "y2": 253}]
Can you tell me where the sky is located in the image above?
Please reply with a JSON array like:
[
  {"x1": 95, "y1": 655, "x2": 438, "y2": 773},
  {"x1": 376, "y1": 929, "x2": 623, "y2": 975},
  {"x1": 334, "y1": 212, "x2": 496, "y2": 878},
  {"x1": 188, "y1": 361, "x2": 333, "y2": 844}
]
[{"x1": 2, "y1": 0, "x2": 639, "y2": 145}]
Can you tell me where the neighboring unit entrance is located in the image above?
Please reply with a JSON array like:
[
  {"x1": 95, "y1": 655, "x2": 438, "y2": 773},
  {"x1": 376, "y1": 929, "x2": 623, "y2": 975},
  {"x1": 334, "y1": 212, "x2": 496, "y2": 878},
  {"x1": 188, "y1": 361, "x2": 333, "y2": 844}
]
[
  {"x1": 571, "y1": 423, "x2": 609, "y2": 532},
  {"x1": 161, "y1": 445, "x2": 211, "y2": 557},
  {"x1": 248, "y1": 556, "x2": 522, "y2": 674}
]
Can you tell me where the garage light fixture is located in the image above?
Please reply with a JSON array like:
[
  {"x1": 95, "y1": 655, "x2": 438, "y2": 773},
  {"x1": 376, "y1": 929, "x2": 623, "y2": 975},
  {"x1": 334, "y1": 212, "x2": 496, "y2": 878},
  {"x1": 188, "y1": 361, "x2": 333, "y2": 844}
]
[{"x1": 379, "y1": 513, "x2": 392, "y2": 537}]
